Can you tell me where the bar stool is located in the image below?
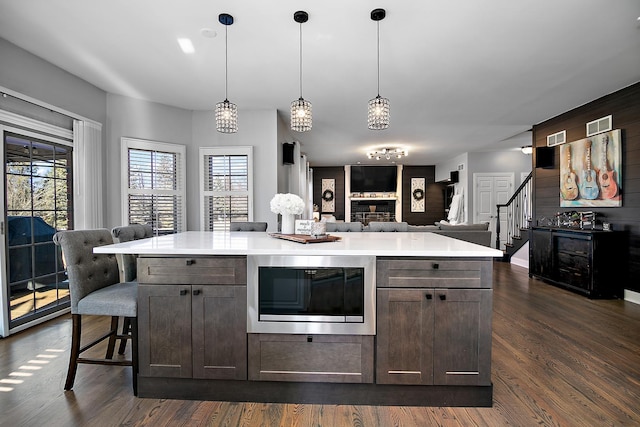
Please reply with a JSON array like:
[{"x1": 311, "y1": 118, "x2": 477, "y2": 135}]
[{"x1": 53, "y1": 229, "x2": 138, "y2": 395}]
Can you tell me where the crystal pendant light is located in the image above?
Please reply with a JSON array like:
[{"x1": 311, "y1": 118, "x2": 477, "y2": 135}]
[
  {"x1": 367, "y1": 8, "x2": 390, "y2": 130},
  {"x1": 215, "y1": 13, "x2": 238, "y2": 133},
  {"x1": 290, "y1": 11, "x2": 312, "y2": 132}
]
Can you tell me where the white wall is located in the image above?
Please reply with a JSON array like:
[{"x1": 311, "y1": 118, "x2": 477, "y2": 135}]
[
  {"x1": 105, "y1": 94, "x2": 193, "y2": 228},
  {"x1": 192, "y1": 109, "x2": 280, "y2": 232}
]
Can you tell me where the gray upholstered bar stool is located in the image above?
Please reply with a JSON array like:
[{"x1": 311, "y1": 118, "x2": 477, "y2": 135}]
[
  {"x1": 53, "y1": 229, "x2": 138, "y2": 395},
  {"x1": 325, "y1": 222, "x2": 364, "y2": 232},
  {"x1": 366, "y1": 221, "x2": 409, "y2": 232},
  {"x1": 110, "y1": 224, "x2": 152, "y2": 355},
  {"x1": 230, "y1": 221, "x2": 268, "y2": 231},
  {"x1": 111, "y1": 224, "x2": 154, "y2": 282}
]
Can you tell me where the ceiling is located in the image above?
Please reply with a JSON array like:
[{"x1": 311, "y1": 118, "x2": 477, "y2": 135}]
[{"x1": 1, "y1": 1, "x2": 639, "y2": 166}]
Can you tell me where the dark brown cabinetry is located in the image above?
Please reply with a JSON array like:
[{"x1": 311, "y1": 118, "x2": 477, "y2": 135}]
[
  {"x1": 137, "y1": 256, "x2": 247, "y2": 380},
  {"x1": 530, "y1": 227, "x2": 626, "y2": 298},
  {"x1": 376, "y1": 258, "x2": 493, "y2": 386},
  {"x1": 248, "y1": 334, "x2": 374, "y2": 383}
]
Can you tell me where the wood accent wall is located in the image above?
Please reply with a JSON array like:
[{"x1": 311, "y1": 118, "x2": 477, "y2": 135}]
[
  {"x1": 402, "y1": 166, "x2": 445, "y2": 225},
  {"x1": 312, "y1": 167, "x2": 345, "y2": 220},
  {"x1": 312, "y1": 166, "x2": 446, "y2": 225},
  {"x1": 532, "y1": 82, "x2": 640, "y2": 292}
]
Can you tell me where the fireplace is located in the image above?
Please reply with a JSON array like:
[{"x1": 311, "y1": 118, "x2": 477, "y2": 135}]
[{"x1": 350, "y1": 200, "x2": 396, "y2": 224}]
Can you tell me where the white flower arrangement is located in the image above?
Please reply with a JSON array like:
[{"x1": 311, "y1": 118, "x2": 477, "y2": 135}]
[{"x1": 270, "y1": 193, "x2": 305, "y2": 215}]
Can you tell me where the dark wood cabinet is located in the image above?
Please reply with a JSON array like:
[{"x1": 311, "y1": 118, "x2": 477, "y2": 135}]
[
  {"x1": 376, "y1": 257, "x2": 493, "y2": 386},
  {"x1": 248, "y1": 334, "x2": 374, "y2": 383},
  {"x1": 530, "y1": 227, "x2": 626, "y2": 298},
  {"x1": 138, "y1": 256, "x2": 247, "y2": 380}
]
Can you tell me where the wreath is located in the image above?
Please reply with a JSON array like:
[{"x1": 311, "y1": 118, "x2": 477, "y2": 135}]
[
  {"x1": 412, "y1": 188, "x2": 424, "y2": 201},
  {"x1": 322, "y1": 189, "x2": 334, "y2": 202}
]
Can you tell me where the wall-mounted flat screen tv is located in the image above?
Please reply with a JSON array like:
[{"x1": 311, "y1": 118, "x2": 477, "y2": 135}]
[{"x1": 350, "y1": 165, "x2": 397, "y2": 192}]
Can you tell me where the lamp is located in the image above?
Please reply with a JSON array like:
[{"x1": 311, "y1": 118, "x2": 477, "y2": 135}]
[
  {"x1": 367, "y1": 147, "x2": 407, "y2": 160},
  {"x1": 291, "y1": 11, "x2": 312, "y2": 132},
  {"x1": 521, "y1": 145, "x2": 533, "y2": 154},
  {"x1": 368, "y1": 8, "x2": 390, "y2": 130},
  {"x1": 215, "y1": 13, "x2": 238, "y2": 133}
]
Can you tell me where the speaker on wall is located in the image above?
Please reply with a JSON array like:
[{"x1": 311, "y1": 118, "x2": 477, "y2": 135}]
[
  {"x1": 449, "y1": 171, "x2": 459, "y2": 183},
  {"x1": 536, "y1": 146, "x2": 555, "y2": 169},
  {"x1": 283, "y1": 142, "x2": 295, "y2": 165}
]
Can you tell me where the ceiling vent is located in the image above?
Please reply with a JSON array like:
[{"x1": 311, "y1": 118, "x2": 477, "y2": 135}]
[
  {"x1": 586, "y1": 115, "x2": 612, "y2": 136},
  {"x1": 546, "y1": 130, "x2": 566, "y2": 147}
]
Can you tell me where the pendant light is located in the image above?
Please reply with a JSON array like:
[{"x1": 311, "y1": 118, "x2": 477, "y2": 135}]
[
  {"x1": 290, "y1": 11, "x2": 312, "y2": 132},
  {"x1": 215, "y1": 13, "x2": 238, "y2": 133},
  {"x1": 368, "y1": 8, "x2": 390, "y2": 130}
]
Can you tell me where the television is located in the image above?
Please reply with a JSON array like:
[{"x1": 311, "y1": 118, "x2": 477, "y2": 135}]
[{"x1": 350, "y1": 165, "x2": 398, "y2": 193}]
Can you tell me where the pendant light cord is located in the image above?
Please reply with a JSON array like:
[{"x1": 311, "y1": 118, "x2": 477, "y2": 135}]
[
  {"x1": 299, "y1": 22, "x2": 303, "y2": 99},
  {"x1": 225, "y1": 23, "x2": 229, "y2": 100},
  {"x1": 376, "y1": 20, "x2": 380, "y2": 97}
]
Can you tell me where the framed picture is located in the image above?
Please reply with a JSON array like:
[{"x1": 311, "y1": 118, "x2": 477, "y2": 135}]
[
  {"x1": 559, "y1": 129, "x2": 621, "y2": 207},
  {"x1": 321, "y1": 179, "x2": 335, "y2": 212},
  {"x1": 411, "y1": 178, "x2": 425, "y2": 212}
]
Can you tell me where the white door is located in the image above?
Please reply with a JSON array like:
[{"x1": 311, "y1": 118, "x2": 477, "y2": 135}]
[{"x1": 473, "y1": 173, "x2": 514, "y2": 250}]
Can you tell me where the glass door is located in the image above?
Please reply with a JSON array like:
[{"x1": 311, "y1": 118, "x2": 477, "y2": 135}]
[{"x1": 2, "y1": 131, "x2": 73, "y2": 331}]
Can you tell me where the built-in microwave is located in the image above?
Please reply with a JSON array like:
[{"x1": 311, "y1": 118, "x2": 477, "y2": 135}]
[{"x1": 247, "y1": 255, "x2": 376, "y2": 335}]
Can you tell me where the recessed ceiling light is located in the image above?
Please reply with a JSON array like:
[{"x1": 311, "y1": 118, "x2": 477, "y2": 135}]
[
  {"x1": 177, "y1": 38, "x2": 195, "y2": 54},
  {"x1": 200, "y1": 28, "x2": 217, "y2": 38}
]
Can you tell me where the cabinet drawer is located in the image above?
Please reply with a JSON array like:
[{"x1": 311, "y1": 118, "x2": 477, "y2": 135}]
[
  {"x1": 138, "y1": 256, "x2": 247, "y2": 284},
  {"x1": 377, "y1": 258, "x2": 486, "y2": 288},
  {"x1": 248, "y1": 334, "x2": 374, "y2": 383},
  {"x1": 556, "y1": 236, "x2": 590, "y2": 255}
]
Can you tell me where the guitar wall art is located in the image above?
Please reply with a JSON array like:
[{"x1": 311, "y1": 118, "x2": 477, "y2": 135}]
[{"x1": 559, "y1": 129, "x2": 622, "y2": 207}]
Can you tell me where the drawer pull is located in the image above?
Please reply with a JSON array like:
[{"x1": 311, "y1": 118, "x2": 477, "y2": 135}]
[
  {"x1": 425, "y1": 294, "x2": 433, "y2": 300},
  {"x1": 432, "y1": 263, "x2": 439, "y2": 269},
  {"x1": 307, "y1": 336, "x2": 313, "y2": 342},
  {"x1": 186, "y1": 259, "x2": 195, "y2": 266},
  {"x1": 193, "y1": 289, "x2": 201, "y2": 296},
  {"x1": 439, "y1": 294, "x2": 446, "y2": 300},
  {"x1": 179, "y1": 289, "x2": 188, "y2": 296}
]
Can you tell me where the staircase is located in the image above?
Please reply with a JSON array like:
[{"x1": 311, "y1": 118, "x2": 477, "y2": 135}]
[{"x1": 496, "y1": 172, "x2": 532, "y2": 261}]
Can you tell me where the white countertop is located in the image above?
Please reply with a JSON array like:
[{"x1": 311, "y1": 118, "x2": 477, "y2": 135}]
[{"x1": 94, "y1": 231, "x2": 503, "y2": 258}]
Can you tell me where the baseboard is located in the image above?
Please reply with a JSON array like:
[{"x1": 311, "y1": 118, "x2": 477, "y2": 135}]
[
  {"x1": 624, "y1": 289, "x2": 640, "y2": 305},
  {"x1": 510, "y1": 257, "x2": 529, "y2": 269}
]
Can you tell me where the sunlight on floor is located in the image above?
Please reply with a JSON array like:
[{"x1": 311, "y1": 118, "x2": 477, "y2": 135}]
[{"x1": 0, "y1": 348, "x2": 62, "y2": 393}]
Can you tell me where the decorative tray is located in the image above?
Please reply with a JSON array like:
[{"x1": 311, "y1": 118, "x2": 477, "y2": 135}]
[{"x1": 268, "y1": 233, "x2": 342, "y2": 244}]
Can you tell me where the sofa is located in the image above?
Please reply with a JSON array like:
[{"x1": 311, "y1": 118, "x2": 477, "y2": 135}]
[
  {"x1": 408, "y1": 222, "x2": 492, "y2": 247},
  {"x1": 326, "y1": 220, "x2": 492, "y2": 247}
]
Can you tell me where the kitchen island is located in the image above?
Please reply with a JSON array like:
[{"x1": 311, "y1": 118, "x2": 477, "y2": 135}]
[{"x1": 95, "y1": 231, "x2": 503, "y2": 406}]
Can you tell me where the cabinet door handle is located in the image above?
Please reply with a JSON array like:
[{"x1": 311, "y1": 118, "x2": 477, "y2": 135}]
[
  {"x1": 439, "y1": 294, "x2": 446, "y2": 300},
  {"x1": 186, "y1": 259, "x2": 195, "y2": 266},
  {"x1": 425, "y1": 294, "x2": 433, "y2": 300},
  {"x1": 179, "y1": 289, "x2": 188, "y2": 296},
  {"x1": 432, "y1": 263, "x2": 439, "y2": 269},
  {"x1": 192, "y1": 289, "x2": 201, "y2": 296}
]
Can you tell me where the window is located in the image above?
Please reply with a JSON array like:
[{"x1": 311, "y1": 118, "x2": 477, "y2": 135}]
[
  {"x1": 121, "y1": 138, "x2": 185, "y2": 234},
  {"x1": 199, "y1": 146, "x2": 253, "y2": 231}
]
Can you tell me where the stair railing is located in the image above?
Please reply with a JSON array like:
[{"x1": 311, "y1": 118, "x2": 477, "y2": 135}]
[{"x1": 495, "y1": 172, "x2": 532, "y2": 250}]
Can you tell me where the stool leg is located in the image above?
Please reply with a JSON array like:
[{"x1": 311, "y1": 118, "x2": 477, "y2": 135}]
[
  {"x1": 105, "y1": 316, "x2": 119, "y2": 359},
  {"x1": 64, "y1": 314, "x2": 82, "y2": 390},
  {"x1": 118, "y1": 317, "x2": 131, "y2": 355},
  {"x1": 129, "y1": 317, "x2": 139, "y2": 396}
]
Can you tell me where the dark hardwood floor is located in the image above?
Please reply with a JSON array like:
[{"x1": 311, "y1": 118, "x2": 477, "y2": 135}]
[{"x1": 1, "y1": 262, "x2": 639, "y2": 426}]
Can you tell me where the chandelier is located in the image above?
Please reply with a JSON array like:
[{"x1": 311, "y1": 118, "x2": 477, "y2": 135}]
[
  {"x1": 367, "y1": 8, "x2": 390, "y2": 130},
  {"x1": 291, "y1": 11, "x2": 312, "y2": 132},
  {"x1": 215, "y1": 13, "x2": 238, "y2": 133},
  {"x1": 367, "y1": 147, "x2": 407, "y2": 160}
]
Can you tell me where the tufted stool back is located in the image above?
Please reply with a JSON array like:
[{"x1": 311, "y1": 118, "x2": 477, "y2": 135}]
[
  {"x1": 325, "y1": 222, "x2": 364, "y2": 232},
  {"x1": 230, "y1": 221, "x2": 268, "y2": 231},
  {"x1": 53, "y1": 229, "x2": 121, "y2": 314},
  {"x1": 111, "y1": 224, "x2": 154, "y2": 282}
]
